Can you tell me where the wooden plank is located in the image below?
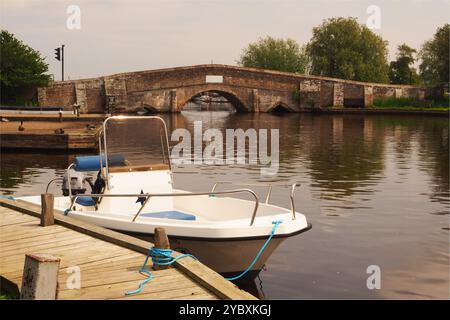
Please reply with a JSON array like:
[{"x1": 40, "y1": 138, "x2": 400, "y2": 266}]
[
  {"x1": 0, "y1": 237, "x2": 127, "y2": 263},
  {"x1": 0, "y1": 233, "x2": 88, "y2": 253},
  {"x1": 0, "y1": 233, "x2": 88, "y2": 255},
  {"x1": 57, "y1": 274, "x2": 207, "y2": 300},
  {"x1": 119, "y1": 286, "x2": 214, "y2": 300},
  {"x1": 0, "y1": 212, "x2": 38, "y2": 221},
  {"x1": 0, "y1": 207, "x2": 33, "y2": 216},
  {"x1": 0, "y1": 215, "x2": 37, "y2": 226},
  {"x1": 0, "y1": 226, "x2": 69, "y2": 242},
  {"x1": 59, "y1": 272, "x2": 189, "y2": 293},
  {"x1": 0, "y1": 215, "x2": 39, "y2": 225},
  {"x1": 58, "y1": 253, "x2": 143, "y2": 272},
  {"x1": 174, "y1": 255, "x2": 257, "y2": 300},
  {"x1": 58, "y1": 265, "x2": 173, "y2": 284},
  {"x1": 0, "y1": 227, "x2": 71, "y2": 242},
  {"x1": 176, "y1": 292, "x2": 218, "y2": 300},
  {"x1": 0, "y1": 240, "x2": 127, "y2": 268}
]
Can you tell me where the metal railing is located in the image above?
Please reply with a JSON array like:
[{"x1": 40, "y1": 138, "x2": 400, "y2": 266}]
[
  {"x1": 45, "y1": 178, "x2": 63, "y2": 193},
  {"x1": 69, "y1": 188, "x2": 260, "y2": 226},
  {"x1": 211, "y1": 181, "x2": 300, "y2": 220},
  {"x1": 66, "y1": 163, "x2": 75, "y2": 196}
]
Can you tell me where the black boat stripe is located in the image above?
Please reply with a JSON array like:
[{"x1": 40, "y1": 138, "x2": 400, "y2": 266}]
[{"x1": 111, "y1": 223, "x2": 312, "y2": 242}]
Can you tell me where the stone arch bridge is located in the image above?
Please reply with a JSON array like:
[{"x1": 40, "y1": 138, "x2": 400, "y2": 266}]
[{"x1": 38, "y1": 64, "x2": 426, "y2": 113}]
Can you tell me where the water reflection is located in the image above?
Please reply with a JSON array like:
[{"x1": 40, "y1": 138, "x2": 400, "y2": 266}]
[
  {"x1": 1, "y1": 111, "x2": 448, "y2": 299},
  {"x1": 0, "y1": 151, "x2": 84, "y2": 195}
]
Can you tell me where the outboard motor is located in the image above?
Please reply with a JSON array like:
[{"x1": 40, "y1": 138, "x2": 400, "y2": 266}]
[{"x1": 61, "y1": 168, "x2": 87, "y2": 196}]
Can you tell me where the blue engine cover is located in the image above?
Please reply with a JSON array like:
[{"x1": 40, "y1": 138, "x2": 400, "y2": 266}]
[{"x1": 74, "y1": 155, "x2": 125, "y2": 172}]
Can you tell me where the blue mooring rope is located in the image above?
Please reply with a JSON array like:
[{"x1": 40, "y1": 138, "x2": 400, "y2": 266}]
[
  {"x1": 126, "y1": 220, "x2": 282, "y2": 295},
  {"x1": 224, "y1": 220, "x2": 282, "y2": 281},
  {"x1": 125, "y1": 248, "x2": 196, "y2": 296}
]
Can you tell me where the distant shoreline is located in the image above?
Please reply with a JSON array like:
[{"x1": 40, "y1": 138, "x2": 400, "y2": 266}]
[
  {"x1": 0, "y1": 108, "x2": 448, "y2": 122},
  {"x1": 307, "y1": 108, "x2": 449, "y2": 116}
]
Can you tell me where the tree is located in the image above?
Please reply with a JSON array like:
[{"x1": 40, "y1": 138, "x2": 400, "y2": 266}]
[
  {"x1": 0, "y1": 30, "x2": 51, "y2": 104},
  {"x1": 237, "y1": 36, "x2": 310, "y2": 73},
  {"x1": 307, "y1": 17, "x2": 389, "y2": 83},
  {"x1": 389, "y1": 44, "x2": 419, "y2": 84},
  {"x1": 419, "y1": 24, "x2": 449, "y2": 86}
]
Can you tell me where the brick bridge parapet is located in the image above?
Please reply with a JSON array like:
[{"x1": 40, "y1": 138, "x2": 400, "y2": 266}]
[{"x1": 38, "y1": 64, "x2": 427, "y2": 113}]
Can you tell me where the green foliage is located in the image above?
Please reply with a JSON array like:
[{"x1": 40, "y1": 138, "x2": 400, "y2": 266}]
[
  {"x1": 419, "y1": 24, "x2": 450, "y2": 85},
  {"x1": 0, "y1": 30, "x2": 51, "y2": 104},
  {"x1": 237, "y1": 36, "x2": 310, "y2": 73},
  {"x1": 0, "y1": 293, "x2": 18, "y2": 300},
  {"x1": 373, "y1": 96, "x2": 449, "y2": 110},
  {"x1": 292, "y1": 89, "x2": 301, "y2": 102},
  {"x1": 306, "y1": 17, "x2": 389, "y2": 83},
  {"x1": 389, "y1": 44, "x2": 420, "y2": 84}
]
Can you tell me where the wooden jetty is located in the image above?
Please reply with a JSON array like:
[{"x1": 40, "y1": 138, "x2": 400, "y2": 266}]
[
  {"x1": 0, "y1": 112, "x2": 107, "y2": 122},
  {"x1": 0, "y1": 197, "x2": 256, "y2": 300},
  {"x1": 0, "y1": 121, "x2": 101, "y2": 150}
]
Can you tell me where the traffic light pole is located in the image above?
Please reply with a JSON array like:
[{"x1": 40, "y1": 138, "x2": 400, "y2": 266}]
[
  {"x1": 61, "y1": 45, "x2": 65, "y2": 81},
  {"x1": 54, "y1": 45, "x2": 65, "y2": 81}
]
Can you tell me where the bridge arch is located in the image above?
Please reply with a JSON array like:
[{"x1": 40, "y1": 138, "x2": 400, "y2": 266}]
[
  {"x1": 266, "y1": 101, "x2": 296, "y2": 113},
  {"x1": 177, "y1": 86, "x2": 251, "y2": 112}
]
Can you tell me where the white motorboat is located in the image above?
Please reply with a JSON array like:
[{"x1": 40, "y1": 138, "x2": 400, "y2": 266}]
[{"x1": 19, "y1": 116, "x2": 311, "y2": 283}]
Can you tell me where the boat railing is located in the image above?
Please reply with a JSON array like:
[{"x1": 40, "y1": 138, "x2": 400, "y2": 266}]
[
  {"x1": 101, "y1": 116, "x2": 172, "y2": 190},
  {"x1": 69, "y1": 188, "x2": 261, "y2": 226},
  {"x1": 211, "y1": 181, "x2": 300, "y2": 220},
  {"x1": 45, "y1": 178, "x2": 64, "y2": 193}
]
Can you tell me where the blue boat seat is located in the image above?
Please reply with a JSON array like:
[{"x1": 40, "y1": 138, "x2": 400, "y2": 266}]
[
  {"x1": 75, "y1": 196, "x2": 96, "y2": 206},
  {"x1": 140, "y1": 211, "x2": 196, "y2": 221},
  {"x1": 74, "y1": 155, "x2": 126, "y2": 172}
]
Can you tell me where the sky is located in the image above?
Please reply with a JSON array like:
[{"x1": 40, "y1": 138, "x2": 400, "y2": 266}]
[{"x1": 1, "y1": 0, "x2": 449, "y2": 80}]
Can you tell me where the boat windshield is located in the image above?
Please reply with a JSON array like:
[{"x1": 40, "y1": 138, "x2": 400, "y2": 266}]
[{"x1": 102, "y1": 116, "x2": 170, "y2": 172}]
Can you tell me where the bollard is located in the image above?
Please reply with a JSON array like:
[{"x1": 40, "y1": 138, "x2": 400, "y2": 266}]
[
  {"x1": 40, "y1": 193, "x2": 54, "y2": 226},
  {"x1": 153, "y1": 227, "x2": 170, "y2": 270}
]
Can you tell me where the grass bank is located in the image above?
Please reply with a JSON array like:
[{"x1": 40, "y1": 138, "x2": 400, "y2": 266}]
[{"x1": 372, "y1": 96, "x2": 449, "y2": 111}]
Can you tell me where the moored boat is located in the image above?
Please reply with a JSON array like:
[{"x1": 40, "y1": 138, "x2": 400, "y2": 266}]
[{"x1": 19, "y1": 116, "x2": 311, "y2": 283}]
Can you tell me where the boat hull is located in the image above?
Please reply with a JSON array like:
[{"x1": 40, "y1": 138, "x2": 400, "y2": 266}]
[{"x1": 114, "y1": 229, "x2": 288, "y2": 284}]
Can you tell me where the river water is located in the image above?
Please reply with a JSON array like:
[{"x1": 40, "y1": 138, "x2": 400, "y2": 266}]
[{"x1": 1, "y1": 111, "x2": 449, "y2": 299}]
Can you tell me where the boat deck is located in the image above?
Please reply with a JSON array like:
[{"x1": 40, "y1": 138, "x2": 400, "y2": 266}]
[{"x1": 0, "y1": 198, "x2": 256, "y2": 300}]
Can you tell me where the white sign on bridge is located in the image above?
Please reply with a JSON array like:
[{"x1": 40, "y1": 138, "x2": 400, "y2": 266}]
[{"x1": 205, "y1": 75, "x2": 223, "y2": 83}]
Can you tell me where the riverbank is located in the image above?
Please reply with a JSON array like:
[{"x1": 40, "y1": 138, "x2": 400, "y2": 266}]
[{"x1": 313, "y1": 107, "x2": 449, "y2": 116}]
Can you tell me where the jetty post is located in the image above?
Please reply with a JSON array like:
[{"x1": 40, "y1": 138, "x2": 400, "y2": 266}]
[
  {"x1": 40, "y1": 193, "x2": 55, "y2": 226},
  {"x1": 153, "y1": 227, "x2": 170, "y2": 270},
  {"x1": 20, "y1": 253, "x2": 61, "y2": 300}
]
